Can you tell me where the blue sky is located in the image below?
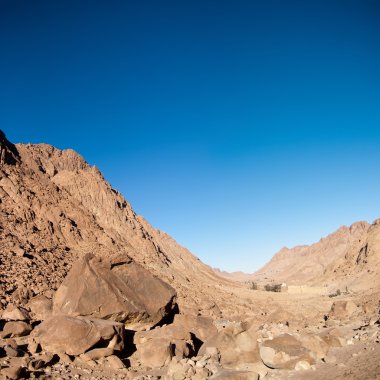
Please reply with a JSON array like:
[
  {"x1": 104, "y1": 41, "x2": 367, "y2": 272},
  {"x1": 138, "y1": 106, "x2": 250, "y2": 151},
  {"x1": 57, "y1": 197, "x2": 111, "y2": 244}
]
[{"x1": 1, "y1": 0, "x2": 380, "y2": 271}]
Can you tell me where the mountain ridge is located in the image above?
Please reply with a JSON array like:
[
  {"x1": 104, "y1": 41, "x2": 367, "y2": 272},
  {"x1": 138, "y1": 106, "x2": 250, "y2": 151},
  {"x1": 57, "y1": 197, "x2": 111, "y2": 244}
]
[{"x1": 0, "y1": 137, "x2": 241, "y2": 318}]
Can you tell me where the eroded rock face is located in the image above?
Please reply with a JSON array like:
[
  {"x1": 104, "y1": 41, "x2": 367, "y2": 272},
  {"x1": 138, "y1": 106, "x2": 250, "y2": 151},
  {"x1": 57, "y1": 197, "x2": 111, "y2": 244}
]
[
  {"x1": 53, "y1": 253, "x2": 177, "y2": 329},
  {"x1": 32, "y1": 315, "x2": 124, "y2": 356}
]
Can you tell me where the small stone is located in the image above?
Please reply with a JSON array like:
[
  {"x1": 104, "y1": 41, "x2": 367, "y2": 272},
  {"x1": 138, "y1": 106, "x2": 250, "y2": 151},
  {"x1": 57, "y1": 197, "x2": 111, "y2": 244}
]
[
  {"x1": 295, "y1": 360, "x2": 311, "y2": 371},
  {"x1": 28, "y1": 339, "x2": 40, "y2": 354},
  {"x1": 1, "y1": 304, "x2": 29, "y2": 321},
  {"x1": 324, "y1": 354, "x2": 336, "y2": 364},
  {"x1": 369, "y1": 317, "x2": 379, "y2": 326},
  {"x1": 80, "y1": 347, "x2": 113, "y2": 361},
  {"x1": 2, "y1": 321, "x2": 32, "y2": 338},
  {"x1": 0, "y1": 365, "x2": 22, "y2": 379},
  {"x1": 106, "y1": 355, "x2": 125, "y2": 370},
  {"x1": 4, "y1": 345, "x2": 21, "y2": 358},
  {"x1": 58, "y1": 353, "x2": 72, "y2": 364}
]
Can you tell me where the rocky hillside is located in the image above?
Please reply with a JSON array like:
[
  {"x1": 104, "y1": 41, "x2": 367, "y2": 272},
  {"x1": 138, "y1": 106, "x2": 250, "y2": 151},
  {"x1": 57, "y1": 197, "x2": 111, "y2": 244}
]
[
  {"x1": 321, "y1": 219, "x2": 380, "y2": 292},
  {"x1": 251, "y1": 221, "x2": 377, "y2": 288},
  {"x1": 0, "y1": 131, "x2": 234, "y2": 316}
]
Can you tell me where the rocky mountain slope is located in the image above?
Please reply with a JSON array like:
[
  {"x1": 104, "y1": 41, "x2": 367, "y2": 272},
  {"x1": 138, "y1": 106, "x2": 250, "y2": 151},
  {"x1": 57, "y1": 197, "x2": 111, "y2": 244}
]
[
  {"x1": 251, "y1": 221, "x2": 378, "y2": 289},
  {"x1": 0, "y1": 132, "x2": 236, "y2": 317},
  {"x1": 321, "y1": 219, "x2": 380, "y2": 292}
]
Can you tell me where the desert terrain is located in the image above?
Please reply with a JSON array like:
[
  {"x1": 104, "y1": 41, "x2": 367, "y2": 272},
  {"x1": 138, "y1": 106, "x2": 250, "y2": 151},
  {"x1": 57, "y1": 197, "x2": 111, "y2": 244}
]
[{"x1": 0, "y1": 130, "x2": 379, "y2": 379}]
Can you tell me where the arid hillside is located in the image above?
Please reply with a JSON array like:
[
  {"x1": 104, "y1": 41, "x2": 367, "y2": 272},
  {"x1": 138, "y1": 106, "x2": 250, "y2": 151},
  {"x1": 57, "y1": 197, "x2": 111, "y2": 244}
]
[
  {"x1": 0, "y1": 133, "x2": 239, "y2": 317},
  {"x1": 251, "y1": 220, "x2": 380, "y2": 291}
]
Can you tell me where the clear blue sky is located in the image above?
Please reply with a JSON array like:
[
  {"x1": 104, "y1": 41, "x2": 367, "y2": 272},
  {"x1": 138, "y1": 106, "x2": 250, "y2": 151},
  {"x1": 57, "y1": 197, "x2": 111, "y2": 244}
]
[{"x1": 1, "y1": 0, "x2": 380, "y2": 272}]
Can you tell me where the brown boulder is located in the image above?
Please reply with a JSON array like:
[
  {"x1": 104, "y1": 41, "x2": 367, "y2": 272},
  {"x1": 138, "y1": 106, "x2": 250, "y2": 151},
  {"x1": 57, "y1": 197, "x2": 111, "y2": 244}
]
[
  {"x1": 318, "y1": 328, "x2": 346, "y2": 348},
  {"x1": 1, "y1": 304, "x2": 29, "y2": 321},
  {"x1": 259, "y1": 333, "x2": 315, "y2": 370},
  {"x1": 135, "y1": 337, "x2": 174, "y2": 368},
  {"x1": 298, "y1": 334, "x2": 329, "y2": 360},
  {"x1": 2, "y1": 321, "x2": 32, "y2": 338},
  {"x1": 199, "y1": 322, "x2": 260, "y2": 369},
  {"x1": 32, "y1": 314, "x2": 124, "y2": 356},
  {"x1": 105, "y1": 355, "x2": 126, "y2": 369},
  {"x1": 0, "y1": 365, "x2": 22, "y2": 380},
  {"x1": 173, "y1": 314, "x2": 217, "y2": 342},
  {"x1": 27, "y1": 295, "x2": 52, "y2": 321},
  {"x1": 133, "y1": 321, "x2": 193, "y2": 367},
  {"x1": 53, "y1": 253, "x2": 177, "y2": 329},
  {"x1": 80, "y1": 347, "x2": 114, "y2": 361}
]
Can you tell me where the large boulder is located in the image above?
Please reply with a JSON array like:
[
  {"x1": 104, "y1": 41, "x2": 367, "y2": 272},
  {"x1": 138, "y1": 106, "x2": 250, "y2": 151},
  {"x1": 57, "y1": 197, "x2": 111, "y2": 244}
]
[
  {"x1": 199, "y1": 321, "x2": 260, "y2": 369},
  {"x1": 132, "y1": 314, "x2": 216, "y2": 368},
  {"x1": 173, "y1": 314, "x2": 217, "y2": 343},
  {"x1": 133, "y1": 319, "x2": 193, "y2": 368},
  {"x1": 53, "y1": 253, "x2": 177, "y2": 329},
  {"x1": 32, "y1": 314, "x2": 124, "y2": 356},
  {"x1": 259, "y1": 333, "x2": 315, "y2": 370}
]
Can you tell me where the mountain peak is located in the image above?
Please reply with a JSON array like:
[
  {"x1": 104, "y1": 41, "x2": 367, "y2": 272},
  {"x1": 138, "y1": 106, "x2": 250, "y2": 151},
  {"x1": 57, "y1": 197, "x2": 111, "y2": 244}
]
[{"x1": 0, "y1": 129, "x2": 20, "y2": 166}]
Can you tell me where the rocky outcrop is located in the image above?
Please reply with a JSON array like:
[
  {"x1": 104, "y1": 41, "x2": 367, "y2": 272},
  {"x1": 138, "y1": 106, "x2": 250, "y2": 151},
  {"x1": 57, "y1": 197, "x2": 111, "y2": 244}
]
[
  {"x1": 0, "y1": 132, "x2": 234, "y2": 318},
  {"x1": 53, "y1": 253, "x2": 177, "y2": 329}
]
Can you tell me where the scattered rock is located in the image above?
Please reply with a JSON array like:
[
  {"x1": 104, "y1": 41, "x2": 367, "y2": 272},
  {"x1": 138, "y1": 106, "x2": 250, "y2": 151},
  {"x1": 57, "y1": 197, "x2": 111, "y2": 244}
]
[
  {"x1": 80, "y1": 347, "x2": 113, "y2": 361},
  {"x1": 1, "y1": 304, "x2": 29, "y2": 321},
  {"x1": 32, "y1": 314, "x2": 124, "y2": 356},
  {"x1": 199, "y1": 321, "x2": 260, "y2": 368},
  {"x1": 0, "y1": 365, "x2": 22, "y2": 379},
  {"x1": 295, "y1": 360, "x2": 311, "y2": 370},
  {"x1": 209, "y1": 369, "x2": 259, "y2": 380},
  {"x1": 2, "y1": 321, "x2": 32, "y2": 338},
  {"x1": 134, "y1": 337, "x2": 174, "y2": 369},
  {"x1": 27, "y1": 295, "x2": 52, "y2": 321},
  {"x1": 105, "y1": 355, "x2": 125, "y2": 369}
]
